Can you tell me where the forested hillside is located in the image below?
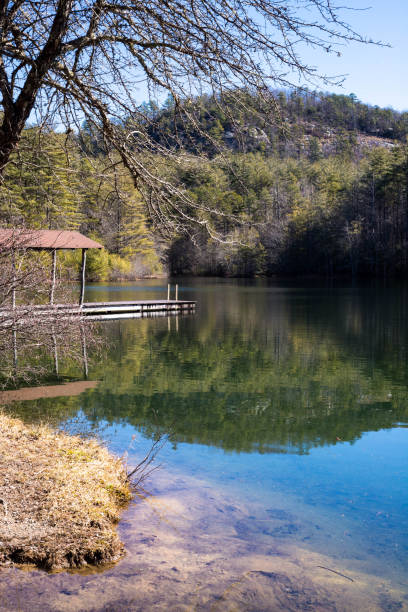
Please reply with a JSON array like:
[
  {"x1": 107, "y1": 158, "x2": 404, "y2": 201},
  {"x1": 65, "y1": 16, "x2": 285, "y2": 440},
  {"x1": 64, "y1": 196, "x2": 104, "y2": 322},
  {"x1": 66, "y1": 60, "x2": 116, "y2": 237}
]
[
  {"x1": 2, "y1": 89, "x2": 408, "y2": 279},
  {"x1": 149, "y1": 89, "x2": 406, "y2": 156}
]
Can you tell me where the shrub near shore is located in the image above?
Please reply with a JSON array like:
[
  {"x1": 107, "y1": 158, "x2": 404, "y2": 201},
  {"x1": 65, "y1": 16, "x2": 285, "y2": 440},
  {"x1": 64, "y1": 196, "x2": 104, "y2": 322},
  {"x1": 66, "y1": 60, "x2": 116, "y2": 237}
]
[{"x1": 0, "y1": 414, "x2": 131, "y2": 571}]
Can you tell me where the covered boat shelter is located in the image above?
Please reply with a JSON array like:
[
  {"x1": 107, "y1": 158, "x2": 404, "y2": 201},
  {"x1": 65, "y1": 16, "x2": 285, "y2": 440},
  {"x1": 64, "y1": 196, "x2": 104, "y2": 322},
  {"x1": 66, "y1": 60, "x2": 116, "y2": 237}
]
[
  {"x1": 0, "y1": 229, "x2": 103, "y2": 306},
  {"x1": 0, "y1": 229, "x2": 196, "y2": 319}
]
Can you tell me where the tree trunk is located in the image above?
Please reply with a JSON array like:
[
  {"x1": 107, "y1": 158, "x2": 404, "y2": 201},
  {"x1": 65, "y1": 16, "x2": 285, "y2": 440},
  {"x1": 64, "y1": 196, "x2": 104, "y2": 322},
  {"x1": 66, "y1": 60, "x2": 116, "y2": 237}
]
[{"x1": 0, "y1": 0, "x2": 73, "y2": 174}]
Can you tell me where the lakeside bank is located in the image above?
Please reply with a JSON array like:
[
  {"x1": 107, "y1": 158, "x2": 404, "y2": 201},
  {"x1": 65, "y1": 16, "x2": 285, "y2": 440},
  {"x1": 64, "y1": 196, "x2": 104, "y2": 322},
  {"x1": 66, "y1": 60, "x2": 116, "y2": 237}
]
[{"x1": 0, "y1": 413, "x2": 131, "y2": 571}]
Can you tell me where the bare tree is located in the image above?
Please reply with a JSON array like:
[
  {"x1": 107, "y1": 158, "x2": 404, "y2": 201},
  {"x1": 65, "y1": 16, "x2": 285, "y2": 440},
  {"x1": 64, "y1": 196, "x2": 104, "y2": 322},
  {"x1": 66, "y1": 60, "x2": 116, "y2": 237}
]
[{"x1": 0, "y1": 0, "x2": 378, "y2": 232}]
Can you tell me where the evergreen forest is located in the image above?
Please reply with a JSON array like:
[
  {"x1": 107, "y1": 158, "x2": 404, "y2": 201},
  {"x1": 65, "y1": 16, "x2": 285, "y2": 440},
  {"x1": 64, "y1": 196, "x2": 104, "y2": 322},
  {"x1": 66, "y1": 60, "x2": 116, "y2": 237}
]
[{"x1": 3, "y1": 89, "x2": 408, "y2": 280}]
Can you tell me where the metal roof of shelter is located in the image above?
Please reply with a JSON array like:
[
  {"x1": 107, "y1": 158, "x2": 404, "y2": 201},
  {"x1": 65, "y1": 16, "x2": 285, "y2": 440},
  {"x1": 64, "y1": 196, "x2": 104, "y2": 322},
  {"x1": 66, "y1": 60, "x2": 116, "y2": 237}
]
[{"x1": 0, "y1": 229, "x2": 103, "y2": 250}]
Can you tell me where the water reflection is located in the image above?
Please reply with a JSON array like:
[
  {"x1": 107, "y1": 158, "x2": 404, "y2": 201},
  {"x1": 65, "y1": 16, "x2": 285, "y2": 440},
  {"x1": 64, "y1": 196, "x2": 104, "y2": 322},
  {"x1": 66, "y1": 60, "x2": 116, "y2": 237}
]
[
  {"x1": 0, "y1": 380, "x2": 98, "y2": 403},
  {"x1": 13, "y1": 280, "x2": 406, "y2": 454},
  {"x1": 1, "y1": 279, "x2": 408, "y2": 609}
]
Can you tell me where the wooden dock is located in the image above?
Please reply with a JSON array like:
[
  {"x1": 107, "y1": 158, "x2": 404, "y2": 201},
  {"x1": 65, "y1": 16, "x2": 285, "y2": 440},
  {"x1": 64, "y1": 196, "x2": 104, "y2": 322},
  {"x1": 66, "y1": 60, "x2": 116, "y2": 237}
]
[
  {"x1": 81, "y1": 299, "x2": 196, "y2": 319},
  {"x1": 0, "y1": 299, "x2": 196, "y2": 322}
]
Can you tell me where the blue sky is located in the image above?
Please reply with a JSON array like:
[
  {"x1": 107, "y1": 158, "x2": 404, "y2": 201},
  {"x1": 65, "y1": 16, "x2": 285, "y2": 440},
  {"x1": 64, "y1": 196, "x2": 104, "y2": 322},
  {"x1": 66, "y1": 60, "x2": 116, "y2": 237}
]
[
  {"x1": 300, "y1": 0, "x2": 408, "y2": 111},
  {"x1": 133, "y1": 1, "x2": 408, "y2": 113}
]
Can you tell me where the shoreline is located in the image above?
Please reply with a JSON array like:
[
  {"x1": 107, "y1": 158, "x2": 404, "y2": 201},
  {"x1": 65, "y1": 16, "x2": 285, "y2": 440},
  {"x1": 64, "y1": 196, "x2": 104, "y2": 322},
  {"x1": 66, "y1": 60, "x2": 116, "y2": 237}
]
[
  {"x1": 1, "y1": 465, "x2": 405, "y2": 611},
  {"x1": 0, "y1": 414, "x2": 131, "y2": 571}
]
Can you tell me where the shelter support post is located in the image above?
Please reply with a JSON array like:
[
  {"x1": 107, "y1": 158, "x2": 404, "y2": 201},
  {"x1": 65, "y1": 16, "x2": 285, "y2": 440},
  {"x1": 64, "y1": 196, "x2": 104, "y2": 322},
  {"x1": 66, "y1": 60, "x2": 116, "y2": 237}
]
[
  {"x1": 79, "y1": 249, "x2": 87, "y2": 306},
  {"x1": 12, "y1": 328, "x2": 17, "y2": 373},
  {"x1": 81, "y1": 324, "x2": 88, "y2": 379},
  {"x1": 11, "y1": 250, "x2": 16, "y2": 309},
  {"x1": 52, "y1": 326, "x2": 59, "y2": 375},
  {"x1": 50, "y1": 249, "x2": 57, "y2": 305}
]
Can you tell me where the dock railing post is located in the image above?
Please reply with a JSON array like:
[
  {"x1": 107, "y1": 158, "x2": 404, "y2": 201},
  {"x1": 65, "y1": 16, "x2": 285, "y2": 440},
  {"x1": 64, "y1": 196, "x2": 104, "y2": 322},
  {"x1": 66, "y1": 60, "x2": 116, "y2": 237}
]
[
  {"x1": 175, "y1": 284, "x2": 179, "y2": 301},
  {"x1": 167, "y1": 283, "x2": 170, "y2": 301}
]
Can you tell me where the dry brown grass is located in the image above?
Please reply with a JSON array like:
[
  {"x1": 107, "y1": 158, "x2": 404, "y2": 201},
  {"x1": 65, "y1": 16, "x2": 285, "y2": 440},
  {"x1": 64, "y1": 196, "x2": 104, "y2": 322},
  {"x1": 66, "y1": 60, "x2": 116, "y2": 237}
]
[{"x1": 0, "y1": 413, "x2": 131, "y2": 571}]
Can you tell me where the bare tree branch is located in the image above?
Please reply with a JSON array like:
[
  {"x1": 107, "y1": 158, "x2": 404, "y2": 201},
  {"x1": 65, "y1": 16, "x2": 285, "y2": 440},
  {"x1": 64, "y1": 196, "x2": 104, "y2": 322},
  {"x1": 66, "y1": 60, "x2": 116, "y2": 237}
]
[{"x1": 0, "y1": 0, "x2": 382, "y2": 234}]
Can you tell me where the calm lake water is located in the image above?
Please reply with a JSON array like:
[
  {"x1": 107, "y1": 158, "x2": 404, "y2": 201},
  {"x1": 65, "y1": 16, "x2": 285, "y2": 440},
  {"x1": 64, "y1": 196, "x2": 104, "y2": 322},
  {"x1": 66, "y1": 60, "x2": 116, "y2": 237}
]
[{"x1": 1, "y1": 278, "x2": 408, "y2": 611}]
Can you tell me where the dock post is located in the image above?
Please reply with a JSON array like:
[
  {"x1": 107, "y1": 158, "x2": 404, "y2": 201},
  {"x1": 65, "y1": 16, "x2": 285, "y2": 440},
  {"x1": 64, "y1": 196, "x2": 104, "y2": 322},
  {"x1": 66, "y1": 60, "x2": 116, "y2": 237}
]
[
  {"x1": 79, "y1": 248, "x2": 87, "y2": 306},
  {"x1": 167, "y1": 283, "x2": 170, "y2": 301},
  {"x1": 50, "y1": 249, "x2": 57, "y2": 305},
  {"x1": 175, "y1": 284, "x2": 179, "y2": 301}
]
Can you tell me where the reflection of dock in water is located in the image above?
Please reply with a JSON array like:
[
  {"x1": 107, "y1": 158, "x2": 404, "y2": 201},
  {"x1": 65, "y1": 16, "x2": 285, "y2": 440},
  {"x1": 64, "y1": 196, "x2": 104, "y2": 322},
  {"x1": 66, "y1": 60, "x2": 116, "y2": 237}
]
[{"x1": 0, "y1": 380, "x2": 98, "y2": 403}]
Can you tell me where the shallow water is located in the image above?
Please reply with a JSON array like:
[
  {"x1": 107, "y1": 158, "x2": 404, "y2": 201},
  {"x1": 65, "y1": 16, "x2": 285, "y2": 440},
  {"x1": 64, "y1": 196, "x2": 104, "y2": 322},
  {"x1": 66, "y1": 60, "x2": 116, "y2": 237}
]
[{"x1": 1, "y1": 278, "x2": 408, "y2": 611}]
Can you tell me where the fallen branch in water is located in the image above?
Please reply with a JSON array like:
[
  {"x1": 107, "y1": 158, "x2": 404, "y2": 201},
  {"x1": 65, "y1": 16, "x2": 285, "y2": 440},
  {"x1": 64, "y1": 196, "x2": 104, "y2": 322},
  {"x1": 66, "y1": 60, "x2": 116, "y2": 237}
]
[
  {"x1": 126, "y1": 435, "x2": 168, "y2": 488},
  {"x1": 316, "y1": 566, "x2": 355, "y2": 582}
]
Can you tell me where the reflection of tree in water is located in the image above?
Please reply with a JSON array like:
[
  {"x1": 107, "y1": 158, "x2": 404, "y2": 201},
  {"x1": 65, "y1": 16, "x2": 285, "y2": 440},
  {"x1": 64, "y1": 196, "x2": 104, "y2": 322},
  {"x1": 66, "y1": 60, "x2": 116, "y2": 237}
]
[
  {"x1": 75, "y1": 286, "x2": 408, "y2": 453},
  {"x1": 6, "y1": 284, "x2": 408, "y2": 453},
  {"x1": 0, "y1": 321, "x2": 95, "y2": 389}
]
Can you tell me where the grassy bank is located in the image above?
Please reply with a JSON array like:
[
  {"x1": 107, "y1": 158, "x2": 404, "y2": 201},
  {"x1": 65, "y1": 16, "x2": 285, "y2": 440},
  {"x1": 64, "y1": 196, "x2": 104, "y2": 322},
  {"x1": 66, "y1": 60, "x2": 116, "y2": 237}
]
[{"x1": 0, "y1": 414, "x2": 131, "y2": 571}]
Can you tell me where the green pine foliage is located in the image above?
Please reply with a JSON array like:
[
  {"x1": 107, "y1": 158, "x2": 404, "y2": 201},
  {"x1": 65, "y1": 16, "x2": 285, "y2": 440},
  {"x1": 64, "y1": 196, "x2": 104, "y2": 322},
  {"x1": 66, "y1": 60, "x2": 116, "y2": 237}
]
[
  {"x1": 2, "y1": 89, "x2": 408, "y2": 279},
  {"x1": 0, "y1": 129, "x2": 162, "y2": 280}
]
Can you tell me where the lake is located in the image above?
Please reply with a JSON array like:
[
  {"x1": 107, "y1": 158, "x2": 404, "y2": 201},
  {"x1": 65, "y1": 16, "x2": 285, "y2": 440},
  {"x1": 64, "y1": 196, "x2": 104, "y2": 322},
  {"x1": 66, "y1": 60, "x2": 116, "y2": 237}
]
[{"x1": 1, "y1": 278, "x2": 408, "y2": 611}]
